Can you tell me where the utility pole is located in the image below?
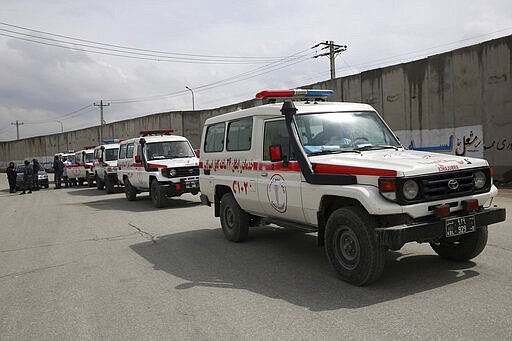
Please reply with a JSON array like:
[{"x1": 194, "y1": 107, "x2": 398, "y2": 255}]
[
  {"x1": 94, "y1": 100, "x2": 110, "y2": 143},
  {"x1": 314, "y1": 41, "x2": 347, "y2": 80},
  {"x1": 11, "y1": 120, "x2": 24, "y2": 140}
]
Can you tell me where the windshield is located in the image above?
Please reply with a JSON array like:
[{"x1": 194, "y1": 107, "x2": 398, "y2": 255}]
[
  {"x1": 146, "y1": 141, "x2": 195, "y2": 160},
  {"x1": 85, "y1": 152, "x2": 94, "y2": 162},
  {"x1": 105, "y1": 148, "x2": 119, "y2": 161},
  {"x1": 296, "y1": 111, "x2": 401, "y2": 155}
]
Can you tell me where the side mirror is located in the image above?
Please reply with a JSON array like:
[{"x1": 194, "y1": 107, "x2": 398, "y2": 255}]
[
  {"x1": 269, "y1": 144, "x2": 283, "y2": 162},
  {"x1": 134, "y1": 155, "x2": 142, "y2": 163}
]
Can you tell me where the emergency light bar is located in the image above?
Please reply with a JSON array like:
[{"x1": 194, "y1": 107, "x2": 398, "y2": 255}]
[
  {"x1": 139, "y1": 129, "x2": 174, "y2": 137},
  {"x1": 102, "y1": 139, "x2": 122, "y2": 144},
  {"x1": 255, "y1": 89, "x2": 334, "y2": 99}
]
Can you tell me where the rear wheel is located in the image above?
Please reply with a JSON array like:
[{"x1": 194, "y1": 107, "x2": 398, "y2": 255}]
[
  {"x1": 150, "y1": 179, "x2": 164, "y2": 208},
  {"x1": 219, "y1": 192, "x2": 249, "y2": 242},
  {"x1": 87, "y1": 175, "x2": 95, "y2": 187},
  {"x1": 125, "y1": 178, "x2": 137, "y2": 201},
  {"x1": 430, "y1": 227, "x2": 488, "y2": 261},
  {"x1": 325, "y1": 207, "x2": 385, "y2": 286}
]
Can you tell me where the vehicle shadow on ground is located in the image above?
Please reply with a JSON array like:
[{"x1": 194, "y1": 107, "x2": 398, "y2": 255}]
[
  {"x1": 64, "y1": 186, "x2": 125, "y2": 196},
  {"x1": 130, "y1": 227, "x2": 478, "y2": 311},
  {"x1": 79, "y1": 194, "x2": 202, "y2": 212}
]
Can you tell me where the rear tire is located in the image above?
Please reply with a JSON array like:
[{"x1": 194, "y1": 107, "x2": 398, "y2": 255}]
[
  {"x1": 125, "y1": 178, "x2": 137, "y2": 201},
  {"x1": 219, "y1": 192, "x2": 249, "y2": 242},
  {"x1": 430, "y1": 226, "x2": 488, "y2": 261},
  {"x1": 150, "y1": 180, "x2": 164, "y2": 208},
  {"x1": 325, "y1": 207, "x2": 385, "y2": 286}
]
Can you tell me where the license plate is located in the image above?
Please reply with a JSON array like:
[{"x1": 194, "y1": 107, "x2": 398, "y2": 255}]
[
  {"x1": 185, "y1": 180, "x2": 198, "y2": 189},
  {"x1": 445, "y1": 215, "x2": 476, "y2": 237}
]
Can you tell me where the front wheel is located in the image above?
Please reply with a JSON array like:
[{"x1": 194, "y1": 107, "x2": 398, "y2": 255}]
[
  {"x1": 96, "y1": 175, "x2": 104, "y2": 190},
  {"x1": 125, "y1": 178, "x2": 137, "y2": 201},
  {"x1": 105, "y1": 174, "x2": 114, "y2": 194},
  {"x1": 219, "y1": 192, "x2": 249, "y2": 242},
  {"x1": 325, "y1": 207, "x2": 385, "y2": 286},
  {"x1": 430, "y1": 226, "x2": 488, "y2": 261},
  {"x1": 150, "y1": 180, "x2": 165, "y2": 208}
]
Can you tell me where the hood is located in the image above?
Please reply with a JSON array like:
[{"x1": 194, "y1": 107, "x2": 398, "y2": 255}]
[
  {"x1": 147, "y1": 157, "x2": 199, "y2": 169},
  {"x1": 310, "y1": 149, "x2": 488, "y2": 177}
]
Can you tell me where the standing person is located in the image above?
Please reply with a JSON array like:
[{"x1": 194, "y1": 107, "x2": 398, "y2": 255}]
[
  {"x1": 32, "y1": 159, "x2": 41, "y2": 191},
  {"x1": 20, "y1": 160, "x2": 33, "y2": 194},
  {"x1": 6, "y1": 161, "x2": 17, "y2": 193},
  {"x1": 62, "y1": 156, "x2": 71, "y2": 188},
  {"x1": 53, "y1": 155, "x2": 64, "y2": 189}
]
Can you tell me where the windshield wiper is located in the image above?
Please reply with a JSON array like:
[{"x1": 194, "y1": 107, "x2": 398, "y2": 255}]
[
  {"x1": 355, "y1": 144, "x2": 399, "y2": 151},
  {"x1": 308, "y1": 149, "x2": 362, "y2": 156}
]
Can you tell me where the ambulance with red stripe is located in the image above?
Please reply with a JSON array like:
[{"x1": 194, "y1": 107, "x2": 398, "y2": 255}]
[
  {"x1": 117, "y1": 130, "x2": 200, "y2": 208},
  {"x1": 92, "y1": 141, "x2": 121, "y2": 194},
  {"x1": 72, "y1": 147, "x2": 95, "y2": 186},
  {"x1": 198, "y1": 89, "x2": 506, "y2": 285}
]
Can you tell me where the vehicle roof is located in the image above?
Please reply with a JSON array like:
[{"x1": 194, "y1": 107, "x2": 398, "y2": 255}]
[
  {"x1": 204, "y1": 100, "x2": 376, "y2": 125},
  {"x1": 120, "y1": 134, "x2": 189, "y2": 144},
  {"x1": 95, "y1": 143, "x2": 120, "y2": 150}
]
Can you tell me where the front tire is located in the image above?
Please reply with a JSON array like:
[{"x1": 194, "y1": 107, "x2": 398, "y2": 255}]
[
  {"x1": 96, "y1": 174, "x2": 104, "y2": 190},
  {"x1": 430, "y1": 226, "x2": 488, "y2": 261},
  {"x1": 219, "y1": 192, "x2": 249, "y2": 242},
  {"x1": 125, "y1": 178, "x2": 137, "y2": 201},
  {"x1": 150, "y1": 180, "x2": 164, "y2": 208},
  {"x1": 325, "y1": 207, "x2": 385, "y2": 286},
  {"x1": 105, "y1": 174, "x2": 114, "y2": 194}
]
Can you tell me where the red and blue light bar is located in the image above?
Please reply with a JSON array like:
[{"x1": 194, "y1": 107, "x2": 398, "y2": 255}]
[{"x1": 255, "y1": 89, "x2": 334, "y2": 99}]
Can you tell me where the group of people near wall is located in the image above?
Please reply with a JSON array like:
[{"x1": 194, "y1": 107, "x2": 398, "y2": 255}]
[
  {"x1": 6, "y1": 159, "x2": 43, "y2": 194},
  {"x1": 5, "y1": 155, "x2": 74, "y2": 194}
]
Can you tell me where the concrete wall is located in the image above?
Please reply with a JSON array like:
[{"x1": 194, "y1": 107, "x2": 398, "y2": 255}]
[{"x1": 2, "y1": 35, "x2": 511, "y2": 181}]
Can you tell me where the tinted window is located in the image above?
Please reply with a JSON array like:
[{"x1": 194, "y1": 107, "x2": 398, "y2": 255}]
[
  {"x1": 146, "y1": 141, "x2": 195, "y2": 160},
  {"x1": 227, "y1": 117, "x2": 252, "y2": 151},
  {"x1": 126, "y1": 143, "x2": 134, "y2": 158},
  {"x1": 204, "y1": 123, "x2": 225, "y2": 153},
  {"x1": 119, "y1": 144, "x2": 127, "y2": 159}
]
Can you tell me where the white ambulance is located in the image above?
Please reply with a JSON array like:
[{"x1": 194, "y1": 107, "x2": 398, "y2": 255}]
[
  {"x1": 117, "y1": 130, "x2": 200, "y2": 208},
  {"x1": 72, "y1": 147, "x2": 95, "y2": 186},
  {"x1": 92, "y1": 141, "x2": 121, "y2": 194},
  {"x1": 199, "y1": 89, "x2": 506, "y2": 285}
]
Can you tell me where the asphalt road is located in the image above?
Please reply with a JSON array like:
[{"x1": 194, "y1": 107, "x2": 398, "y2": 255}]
[{"x1": 0, "y1": 176, "x2": 511, "y2": 340}]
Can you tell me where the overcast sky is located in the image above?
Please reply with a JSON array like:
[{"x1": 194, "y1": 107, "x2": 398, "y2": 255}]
[{"x1": 1, "y1": 0, "x2": 511, "y2": 141}]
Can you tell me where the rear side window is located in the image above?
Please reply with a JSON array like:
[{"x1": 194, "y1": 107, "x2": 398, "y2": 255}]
[
  {"x1": 227, "y1": 117, "x2": 252, "y2": 151},
  {"x1": 204, "y1": 123, "x2": 225, "y2": 153},
  {"x1": 126, "y1": 143, "x2": 134, "y2": 158},
  {"x1": 119, "y1": 144, "x2": 127, "y2": 159}
]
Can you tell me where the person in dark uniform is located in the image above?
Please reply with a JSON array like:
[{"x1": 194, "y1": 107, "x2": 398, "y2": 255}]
[
  {"x1": 53, "y1": 155, "x2": 64, "y2": 189},
  {"x1": 32, "y1": 159, "x2": 41, "y2": 191},
  {"x1": 20, "y1": 160, "x2": 33, "y2": 194},
  {"x1": 6, "y1": 161, "x2": 17, "y2": 193}
]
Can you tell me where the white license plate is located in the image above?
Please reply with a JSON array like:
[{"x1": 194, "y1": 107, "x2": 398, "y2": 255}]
[
  {"x1": 185, "y1": 181, "x2": 198, "y2": 189},
  {"x1": 445, "y1": 215, "x2": 476, "y2": 237}
]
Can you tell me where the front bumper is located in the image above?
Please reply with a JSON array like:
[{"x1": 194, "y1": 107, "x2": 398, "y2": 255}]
[
  {"x1": 160, "y1": 179, "x2": 200, "y2": 197},
  {"x1": 376, "y1": 207, "x2": 506, "y2": 249}
]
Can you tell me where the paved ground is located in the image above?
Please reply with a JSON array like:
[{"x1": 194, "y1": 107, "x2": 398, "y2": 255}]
[{"x1": 0, "y1": 176, "x2": 511, "y2": 340}]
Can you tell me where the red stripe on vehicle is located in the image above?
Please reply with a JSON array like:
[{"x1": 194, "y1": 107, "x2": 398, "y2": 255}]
[{"x1": 313, "y1": 163, "x2": 397, "y2": 176}]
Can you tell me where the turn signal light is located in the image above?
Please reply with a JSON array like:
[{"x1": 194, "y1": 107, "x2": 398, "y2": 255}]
[
  {"x1": 463, "y1": 199, "x2": 479, "y2": 212},
  {"x1": 379, "y1": 179, "x2": 396, "y2": 192},
  {"x1": 435, "y1": 204, "x2": 451, "y2": 217}
]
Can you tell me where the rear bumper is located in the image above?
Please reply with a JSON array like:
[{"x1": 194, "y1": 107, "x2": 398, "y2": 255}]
[{"x1": 376, "y1": 207, "x2": 506, "y2": 249}]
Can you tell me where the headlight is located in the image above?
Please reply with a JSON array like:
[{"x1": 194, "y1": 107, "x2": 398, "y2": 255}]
[
  {"x1": 168, "y1": 169, "x2": 177, "y2": 177},
  {"x1": 474, "y1": 171, "x2": 486, "y2": 189},
  {"x1": 402, "y1": 180, "x2": 419, "y2": 200}
]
